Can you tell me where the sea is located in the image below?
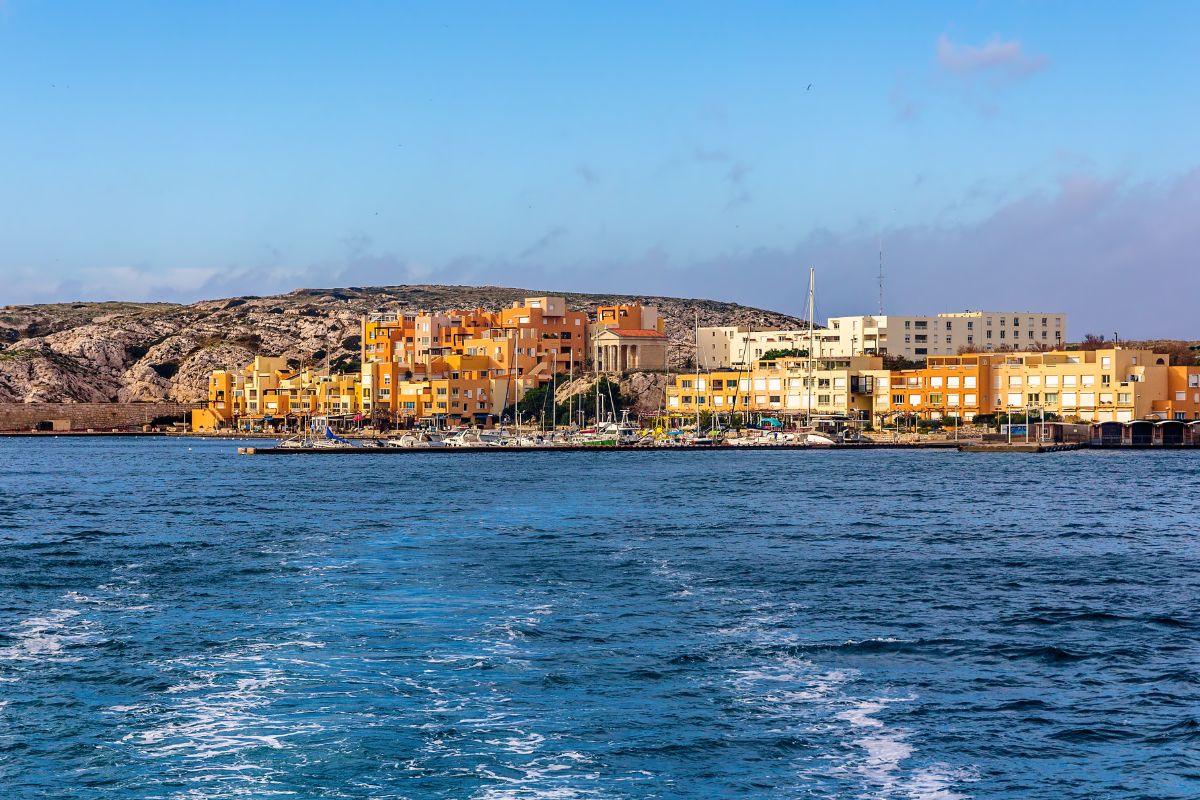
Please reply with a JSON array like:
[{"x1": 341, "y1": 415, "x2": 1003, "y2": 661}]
[{"x1": 0, "y1": 436, "x2": 1197, "y2": 799}]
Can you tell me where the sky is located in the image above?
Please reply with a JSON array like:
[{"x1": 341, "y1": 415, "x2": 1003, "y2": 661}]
[{"x1": 1, "y1": 1, "x2": 1197, "y2": 336}]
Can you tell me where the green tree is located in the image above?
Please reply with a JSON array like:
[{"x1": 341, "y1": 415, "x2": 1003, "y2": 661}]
[{"x1": 760, "y1": 348, "x2": 809, "y2": 361}]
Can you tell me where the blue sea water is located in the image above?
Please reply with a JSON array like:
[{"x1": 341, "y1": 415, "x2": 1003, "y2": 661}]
[{"x1": 0, "y1": 437, "x2": 1197, "y2": 799}]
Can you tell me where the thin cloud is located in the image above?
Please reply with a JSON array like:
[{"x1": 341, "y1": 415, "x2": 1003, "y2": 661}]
[
  {"x1": 691, "y1": 148, "x2": 753, "y2": 208},
  {"x1": 936, "y1": 33, "x2": 1049, "y2": 78},
  {"x1": 7, "y1": 168, "x2": 1199, "y2": 339},
  {"x1": 518, "y1": 226, "x2": 568, "y2": 260},
  {"x1": 574, "y1": 164, "x2": 599, "y2": 186}
]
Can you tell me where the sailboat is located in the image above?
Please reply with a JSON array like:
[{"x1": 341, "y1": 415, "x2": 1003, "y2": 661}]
[{"x1": 801, "y1": 268, "x2": 837, "y2": 446}]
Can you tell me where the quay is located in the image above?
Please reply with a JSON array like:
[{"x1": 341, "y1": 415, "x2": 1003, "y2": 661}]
[
  {"x1": 957, "y1": 442, "x2": 1083, "y2": 453},
  {"x1": 237, "y1": 441, "x2": 963, "y2": 455}
]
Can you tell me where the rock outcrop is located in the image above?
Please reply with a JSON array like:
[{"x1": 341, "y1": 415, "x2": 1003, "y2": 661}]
[{"x1": 0, "y1": 286, "x2": 805, "y2": 403}]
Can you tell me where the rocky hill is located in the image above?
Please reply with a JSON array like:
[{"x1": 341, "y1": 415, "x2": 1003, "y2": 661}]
[{"x1": 0, "y1": 285, "x2": 805, "y2": 403}]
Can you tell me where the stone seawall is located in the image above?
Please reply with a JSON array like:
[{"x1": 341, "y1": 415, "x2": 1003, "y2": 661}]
[{"x1": 0, "y1": 402, "x2": 202, "y2": 432}]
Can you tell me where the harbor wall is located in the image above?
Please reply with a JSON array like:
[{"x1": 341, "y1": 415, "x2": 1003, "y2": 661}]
[{"x1": 0, "y1": 402, "x2": 202, "y2": 432}]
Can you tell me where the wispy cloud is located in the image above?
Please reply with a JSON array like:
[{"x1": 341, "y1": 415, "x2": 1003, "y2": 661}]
[
  {"x1": 574, "y1": 163, "x2": 599, "y2": 186},
  {"x1": 518, "y1": 226, "x2": 568, "y2": 260},
  {"x1": 7, "y1": 168, "x2": 1199, "y2": 338},
  {"x1": 692, "y1": 148, "x2": 753, "y2": 209},
  {"x1": 936, "y1": 33, "x2": 1049, "y2": 78}
]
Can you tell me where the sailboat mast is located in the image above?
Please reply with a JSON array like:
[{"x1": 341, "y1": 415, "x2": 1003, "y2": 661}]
[
  {"x1": 694, "y1": 309, "x2": 701, "y2": 433},
  {"x1": 806, "y1": 267, "x2": 815, "y2": 427}
]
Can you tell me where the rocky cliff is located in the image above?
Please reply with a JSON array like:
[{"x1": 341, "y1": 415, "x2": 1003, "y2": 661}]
[{"x1": 0, "y1": 286, "x2": 804, "y2": 403}]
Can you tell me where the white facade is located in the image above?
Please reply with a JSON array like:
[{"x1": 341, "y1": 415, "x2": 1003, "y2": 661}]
[
  {"x1": 698, "y1": 312, "x2": 1067, "y2": 366},
  {"x1": 822, "y1": 311, "x2": 1067, "y2": 362}
]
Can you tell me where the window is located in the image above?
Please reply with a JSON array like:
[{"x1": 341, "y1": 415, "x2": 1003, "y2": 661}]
[
  {"x1": 1062, "y1": 392, "x2": 1077, "y2": 406},
  {"x1": 964, "y1": 376, "x2": 977, "y2": 389},
  {"x1": 930, "y1": 377, "x2": 944, "y2": 388},
  {"x1": 1176, "y1": 391, "x2": 1187, "y2": 401},
  {"x1": 1119, "y1": 393, "x2": 1132, "y2": 403},
  {"x1": 1027, "y1": 393, "x2": 1040, "y2": 403},
  {"x1": 769, "y1": 395, "x2": 781, "y2": 404},
  {"x1": 1081, "y1": 375, "x2": 1096, "y2": 386},
  {"x1": 948, "y1": 377, "x2": 960, "y2": 388},
  {"x1": 948, "y1": 393, "x2": 960, "y2": 406},
  {"x1": 1079, "y1": 392, "x2": 1096, "y2": 406},
  {"x1": 1006, "y1": 392, "x2": 1022, "y2": 406},
  {"x1": 929, "y1": 393, "x2": 943, "y2": 404},
  {"x1": 1045, "y1": 392, "x2": 1058, "y2": 403},
  {"x1": 1063, "y1": 375, "x2": 1077, "y2": 387},
  {"x1": 965, "y1": 393, "x2": 977, "y2": 405},
  {"x1": 1099, "y1": 393, "x2": 1113, "y2": 404},
  {"x1": 915, "y1": 347, "x2": 928, "y2": 355},
  {"x1": 893, "y1": 393, "x2": 905, "y2": 405},
  {"x1": 1009, "y1": 375, "x2": 1022, "y2": 387}
]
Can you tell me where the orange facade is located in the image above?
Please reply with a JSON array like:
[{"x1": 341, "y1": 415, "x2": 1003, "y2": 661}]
[
  {"x1": 884, "y1": 354, "x2": 998, "y2": 421},
  {"x1": 1152, "y1": 366, "x2": 1200, "y2": 421}
]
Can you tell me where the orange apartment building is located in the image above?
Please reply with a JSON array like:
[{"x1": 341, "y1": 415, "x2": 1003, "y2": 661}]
[{"x1": 883, "y1": 353, "x2": 1000, "y2": 424}]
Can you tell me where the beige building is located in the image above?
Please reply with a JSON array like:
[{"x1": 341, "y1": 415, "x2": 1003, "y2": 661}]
[
  {"x1": 593, "y1": 328, "x2": 669, "y2": 373},
  {"x1": 989, "y1": 347, "x2": 1167, "y2": 422},
  {"x1": 665, "y1": 354, "x2": 887, "y2": 421}
]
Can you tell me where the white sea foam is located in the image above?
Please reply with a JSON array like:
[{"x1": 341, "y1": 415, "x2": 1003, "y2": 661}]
[
  {"x1": 486, "y1": 731, "x2": 546, "y2": 755},
  {"x1": 905, "y1": 765, "x2": 979, "y2": 800},
  {"x1": 0, "y1": 607, "x2": 97, "y2": 663},
  {"x1": 120, "y1": 665, "x2": 321, "y2": 766}
]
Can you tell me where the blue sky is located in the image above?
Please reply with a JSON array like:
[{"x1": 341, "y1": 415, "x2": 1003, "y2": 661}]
[{"x1": 1, "y1": 1, "x2": 1197, "y2": 336}]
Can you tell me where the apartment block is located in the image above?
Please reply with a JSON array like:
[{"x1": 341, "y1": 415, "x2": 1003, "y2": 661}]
[
  {"x1": 665, "y1": 355, "x2": 887, "y2": 420},
  {"x1": 824, "y1": 311, "x2": 1067, "y2": 361}
]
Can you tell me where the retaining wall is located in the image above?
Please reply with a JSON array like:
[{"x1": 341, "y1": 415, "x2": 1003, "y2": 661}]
[{"x1": 0, "y1": 402, "x2": 202, "y2": 432}]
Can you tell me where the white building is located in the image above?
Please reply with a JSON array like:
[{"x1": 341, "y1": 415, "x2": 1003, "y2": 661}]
[
  {"x1": 698, "y1": 311, "x2": 1067, "y2": 366},
  {"x1": 824, "y1": 312, "x2": 1067, "y2": 361}
]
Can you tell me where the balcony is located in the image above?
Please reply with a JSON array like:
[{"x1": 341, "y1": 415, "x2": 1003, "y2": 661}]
[{"x1": 850, "y1": 376, "x2": 875, "y2": 394}]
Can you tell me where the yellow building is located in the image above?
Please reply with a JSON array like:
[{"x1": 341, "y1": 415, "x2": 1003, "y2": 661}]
[
  {"x1": 877, "y1": 347, "x2": 1177, "y2": 425},
  {"x1": 664, "y1": 355, "x2": 886, "y2": 422},
  {"x1": 989, "y1": 348, "x2": 1168, "y2": 422}
]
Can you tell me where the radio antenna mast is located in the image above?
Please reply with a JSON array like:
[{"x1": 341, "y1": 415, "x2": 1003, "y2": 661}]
[{"x1": 877, "y1": 237, "x2": 885, "y2": 316}]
